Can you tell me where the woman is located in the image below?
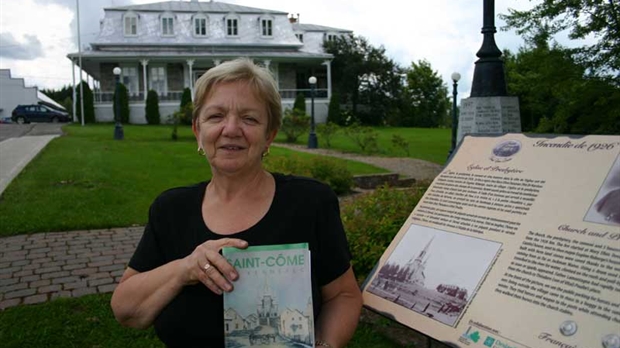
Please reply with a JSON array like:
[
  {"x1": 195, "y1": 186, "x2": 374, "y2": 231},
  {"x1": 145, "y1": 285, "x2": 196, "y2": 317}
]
[{"x1": 111, "y1": 58, "x2": 362, "y2": 347}]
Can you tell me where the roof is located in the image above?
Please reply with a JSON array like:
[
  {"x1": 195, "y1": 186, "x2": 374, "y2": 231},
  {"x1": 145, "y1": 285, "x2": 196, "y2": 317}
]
[
  {"x1": 67, "y1": 49, "x2": 332, "y2": 60},
  {"x1": 292, "y1": 23, "x2": 352, "y2": 33},
  {"x1": 38, "y1": 91, "x2": 66, "y2": 111},
  {"x1": 106, "y1": 1, "x2": 287, "y2": 14}
]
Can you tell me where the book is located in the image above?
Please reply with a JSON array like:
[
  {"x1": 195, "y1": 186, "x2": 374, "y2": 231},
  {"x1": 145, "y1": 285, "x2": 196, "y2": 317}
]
[{"x1": 223, "y1": 243, "x2": 315, "y2": 348}]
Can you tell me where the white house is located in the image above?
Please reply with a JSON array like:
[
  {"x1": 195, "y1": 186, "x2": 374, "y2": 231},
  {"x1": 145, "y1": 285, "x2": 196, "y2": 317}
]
[
  {"x1": 0, "y1": 69, "x2": 66, "y2": 119},
  {"x1": 223, "y1": 307, "x2": 245, "y2": 334},
  {"x1": 279, "y1": 307, "x2": 312, "y2": 343},
  {"x1": 67, "y1": 0, "x2": 351, "y2": 124}
]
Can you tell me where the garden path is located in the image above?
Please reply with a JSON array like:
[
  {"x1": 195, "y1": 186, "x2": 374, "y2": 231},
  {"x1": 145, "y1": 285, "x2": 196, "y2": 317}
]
[{"x1": 271, "y1": 143, "x2": 444, "y2": 182}]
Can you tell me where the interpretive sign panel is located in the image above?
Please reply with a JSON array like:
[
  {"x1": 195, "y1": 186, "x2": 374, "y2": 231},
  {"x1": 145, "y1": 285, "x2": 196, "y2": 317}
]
[{"x1": 362, "y1": 134, "x2": 620, "y2": 348}]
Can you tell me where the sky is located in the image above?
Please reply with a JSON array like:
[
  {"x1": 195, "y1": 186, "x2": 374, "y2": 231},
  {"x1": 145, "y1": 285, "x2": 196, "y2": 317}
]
[{"x1": 0, "y1": 0, "x2": 583, "y2": 98}]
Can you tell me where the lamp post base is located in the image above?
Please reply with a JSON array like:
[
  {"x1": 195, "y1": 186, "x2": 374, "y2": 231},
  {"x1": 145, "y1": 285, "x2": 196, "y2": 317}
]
[
  {"x1": 307, "y1": 132, "x2": 318, "y2": 149},
  {"x1": 114, "y1": 122, "x2": 124, "y2": 140}
]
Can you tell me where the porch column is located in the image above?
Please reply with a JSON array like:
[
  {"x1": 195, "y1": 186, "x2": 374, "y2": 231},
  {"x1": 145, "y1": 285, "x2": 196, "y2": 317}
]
[
  {"x1": 213, "y1": 59, "x2": 221, "y2": 66},
  {"x1": 71, "y1": 58, "x2": 77, "y2": 122},
  {"x1": 187, "y1": 59, "x2": 195, "y2": 100},
  {"x1": 323, "y1": 60, "x2": 332, "y2": 99},
  {"x1": 140, "y1": 59, "x2": 149, "y2": 101},
  {"x1": 263, "y1": 59, "x2": 271, "y2": 70}
]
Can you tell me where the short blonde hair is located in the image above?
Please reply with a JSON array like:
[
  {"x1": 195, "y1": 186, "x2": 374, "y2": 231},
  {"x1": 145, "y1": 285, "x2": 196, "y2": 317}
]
[{"x1": 193, "y1": 58, "x2": 282, "y2": 134}]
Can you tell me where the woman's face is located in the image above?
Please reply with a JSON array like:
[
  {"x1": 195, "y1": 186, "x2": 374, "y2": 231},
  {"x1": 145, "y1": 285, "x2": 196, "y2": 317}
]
[{"x1": 193, "y1": 81, "x2": 276, "y2": 175}]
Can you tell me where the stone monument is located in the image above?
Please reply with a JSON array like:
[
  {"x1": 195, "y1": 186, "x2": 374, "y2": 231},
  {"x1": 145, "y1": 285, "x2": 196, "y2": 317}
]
[{"x1": 457, "y1": 0, "x2": 521, "y2": 144}]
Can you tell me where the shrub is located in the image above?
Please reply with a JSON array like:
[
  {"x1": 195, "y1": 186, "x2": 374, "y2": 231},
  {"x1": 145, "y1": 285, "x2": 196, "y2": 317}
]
[
  {"x1": 281, "y1": 108, "x2": 310, "y2": 143},
  {"x1": 145, "y1": 90, "x2": 161, "y2": 125},
  {"x1": 180, "y1": 87, "x2": 192, "y2": 109},
  {"x1": 344, "y1": 123, "x2": 379, "y2": 154},
  {"x1": 316, "y1": 122, "x2": 339, "y2": 148},
  {"x1": 293, "y1": 93, "x2": 306, "y2": 113},
  {"x1": 391, "y1": 134, "x2": 410, "y2": 156},
  {"x1": 265, "y1": 156, "x2": 353, "y2": 195},
  {"x1": 327, "y1": 92, "x2": 344, "y2": 125},
  {"x1": 76, "y1": 81, "x2": 95, "y2": 123},
  {"x1": 171, "y1": 102, "x2": 194, "y2": 140},
  {"x1": 341, "y1": 184, "x2": 429, "y2": 280},
  {"x1": 113, "y1": 83, "x2": 130, "y2": 124}
]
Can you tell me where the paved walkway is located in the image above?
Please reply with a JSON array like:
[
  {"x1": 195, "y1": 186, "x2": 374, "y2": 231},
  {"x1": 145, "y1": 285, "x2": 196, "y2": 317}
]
[
  {"x1": 0, "y1": 135, "x2": 59, "y2": 196},
  {"x1": 0, "y1": 135, "x2": 444, "y2": 310},
  {"x1": 0, "y1": 227, "x2": 142, "y2": 309}
]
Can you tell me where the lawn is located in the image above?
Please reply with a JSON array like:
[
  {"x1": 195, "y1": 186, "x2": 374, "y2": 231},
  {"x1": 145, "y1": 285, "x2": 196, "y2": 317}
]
[
  {"x1": 0, "y1": 293, "x2": 410, "y2": 348},
  {"x1": 0, "y1": 124, "x2": 386, "y2": 236},
  {"x1": 275, "y1": 127, "x2": 451, "y2": 164}
]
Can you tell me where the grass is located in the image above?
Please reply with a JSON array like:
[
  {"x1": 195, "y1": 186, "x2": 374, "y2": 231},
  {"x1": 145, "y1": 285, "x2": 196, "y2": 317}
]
[
  {"x1": 0, "y1": 124, "x2": 386, "y2": 236},
  {"x1": 0, "y1": 293, "x2": 407, "y2": 348},
  {"x1": 275, "y1": 127, "x2": 451, "y2": 164}
]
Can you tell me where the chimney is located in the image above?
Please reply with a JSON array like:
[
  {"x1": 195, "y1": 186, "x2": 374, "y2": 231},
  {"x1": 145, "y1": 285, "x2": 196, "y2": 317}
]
[{"x1": 288, "y1": 13, "x2": 300, "y2": 23}]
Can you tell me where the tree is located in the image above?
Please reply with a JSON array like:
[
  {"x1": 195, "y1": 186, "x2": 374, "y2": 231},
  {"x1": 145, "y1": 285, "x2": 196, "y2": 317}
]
[
  {"x1": 293, "y1": 93, "x2": 306, "y2": 113},
  {"x1": 145, "y1": 90, "x2": 161, "y2": 125},
  {"x1": 327, "y1": 92, "x2": 344, "y2": 125},
  {"x1": 402, "y1": 60, "x2": 449, "y2": 128},
  {"x1": 324, "y1": 34, "x2": 403, "y2": 125},
  {"x1": 113, "y1": 83, "x2": 130, "y2": 124},
  {"x1": 504, "y1": 35, "x2": 620, "y2": 135},
  {"x1": 180, "y1": 87, "x2": 192, "y2": 109},
  {"x1": 500, "y1": 0, "x2": 620, "y2": 83},
  {"x1": 75, "y1": 81, "x2": 95, "y2": 124}
]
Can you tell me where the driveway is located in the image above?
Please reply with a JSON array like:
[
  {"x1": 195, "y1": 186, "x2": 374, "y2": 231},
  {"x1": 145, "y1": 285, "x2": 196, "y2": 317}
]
[
  {"x1": 0, "y1": 123, "x2": 65, "y2": 143},
  {"x1": 0, "y1": 123, "x2": 66, "y2": 196}
]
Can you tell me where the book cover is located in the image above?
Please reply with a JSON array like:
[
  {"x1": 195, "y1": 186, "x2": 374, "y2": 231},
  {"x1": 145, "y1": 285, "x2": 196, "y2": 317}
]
[{"x1": 223, "y1": 243, "x2": 315, "y2": 347}]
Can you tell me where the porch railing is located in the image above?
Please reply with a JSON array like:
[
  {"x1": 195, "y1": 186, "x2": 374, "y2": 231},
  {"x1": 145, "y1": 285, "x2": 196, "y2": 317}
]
[
  {"x1": 94, "y1": 90, "x2": 185, "y2": 103},
  {"x1": 94, "y1": 89, "x2": 328, "y2": 104},
  {"x1": 280, "y1": 89, "x2": 328, "y2": 99}
]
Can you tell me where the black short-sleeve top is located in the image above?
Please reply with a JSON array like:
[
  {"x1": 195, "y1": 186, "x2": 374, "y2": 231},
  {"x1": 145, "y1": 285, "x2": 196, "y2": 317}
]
[{"x1": 128, "y1": 173, "x2": 352, "y2": 347}]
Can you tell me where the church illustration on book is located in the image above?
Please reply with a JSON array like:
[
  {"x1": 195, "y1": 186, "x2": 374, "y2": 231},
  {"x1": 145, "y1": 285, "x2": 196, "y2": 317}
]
[{"x1": 225, "y1": 277, "x2": 313, "y2": 346}]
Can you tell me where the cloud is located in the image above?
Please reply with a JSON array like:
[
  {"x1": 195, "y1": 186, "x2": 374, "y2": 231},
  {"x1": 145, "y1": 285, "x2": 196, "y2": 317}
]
[{"x1": 0, "y1": 33, "x2": 44, "y2": 60}]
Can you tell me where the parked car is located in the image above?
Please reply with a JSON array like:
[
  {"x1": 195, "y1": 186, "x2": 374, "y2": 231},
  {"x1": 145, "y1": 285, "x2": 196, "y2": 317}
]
[{"x1": 11, "y1": 104, "x2": 71, "y2": 124}]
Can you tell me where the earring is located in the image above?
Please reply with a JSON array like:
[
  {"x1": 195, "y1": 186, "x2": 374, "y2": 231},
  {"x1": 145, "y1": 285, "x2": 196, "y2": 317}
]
[
  {"x1": 197, "y1": 147, "x2": 205, "y2": 156},
  {"x1": 262, "y1": 147, "x2": 270, "y2": 158}
]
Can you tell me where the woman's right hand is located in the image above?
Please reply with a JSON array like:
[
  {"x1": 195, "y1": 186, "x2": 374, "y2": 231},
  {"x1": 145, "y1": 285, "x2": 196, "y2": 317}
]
[{"x1": 180, "y1": 238, "x2": 248, "y2": 295}]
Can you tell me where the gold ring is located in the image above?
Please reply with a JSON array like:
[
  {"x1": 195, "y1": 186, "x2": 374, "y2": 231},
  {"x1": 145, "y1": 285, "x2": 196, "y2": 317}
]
[{"x1": 203, "y1": 263, "x2": 211, "y2": 271}]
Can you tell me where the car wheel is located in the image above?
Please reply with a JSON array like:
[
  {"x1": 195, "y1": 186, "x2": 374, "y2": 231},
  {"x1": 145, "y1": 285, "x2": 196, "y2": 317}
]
[
  {"x1": 51, "y1": 117, "x2": 59, "y2": 123},
  {"x1": 16, "y1": 116, "x2": 26, "y2": 124}
]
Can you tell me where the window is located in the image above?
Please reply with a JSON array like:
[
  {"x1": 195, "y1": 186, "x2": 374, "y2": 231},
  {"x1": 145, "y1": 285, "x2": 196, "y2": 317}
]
[
  {"x1": 121, "y1": 66, "x2": 139, "y2": 96},
  {"x1": 162, "y1": 16, "x2": 174, "y2": 36},
  {"x1": 194, "y1": 16, "x2": 207, "y2": 36},
  {"x1": 325, "y1": 33, "x2": 338, "y2": 42},
  {"x1": 295, "y1": 33, "x2": 303, "y2": 42},
  {"x1": 226, "y1": 18, "x2": 238, "y2": 36},
  {"x1": 150, "y1": 66, "x2": 167, "y2": 96},
  {"x1": 261, "y1": 19, "x2": 272, "y2": 37},
  {"x1": 124, "y1": 14, "x2": 137, "y2": 36}
]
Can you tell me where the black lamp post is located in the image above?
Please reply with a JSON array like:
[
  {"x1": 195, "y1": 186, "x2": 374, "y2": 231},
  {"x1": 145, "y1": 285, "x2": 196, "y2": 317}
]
[
  {"x1": 307, "y1": 76, "x2": 318, "y2": 149},
  {"x1": 448, "y1": 72, "x2": 461, "y2": 158},
  {"x1": 113, "y1": 67, "x2": 124, "y2": 140},
  {"x1": 470, "y1": 0, "x2": 507, "y2": 97}
]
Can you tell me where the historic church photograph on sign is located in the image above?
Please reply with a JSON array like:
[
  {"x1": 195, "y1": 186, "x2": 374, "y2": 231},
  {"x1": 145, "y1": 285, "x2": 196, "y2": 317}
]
[{"x1": 367, "y1": 224, "x2": 502, "y2": 326}]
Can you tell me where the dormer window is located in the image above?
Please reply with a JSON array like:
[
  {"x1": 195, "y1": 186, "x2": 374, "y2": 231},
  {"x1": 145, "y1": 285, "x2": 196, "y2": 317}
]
[
  {"x1": 194, "y1": 15, "x2": 208, "y2": 37},
  {"x1": 161, "y1": 15, "x2": 174, "y2": 36},
  {"x1": 225, "y1": 16, "x2": 239, "y2": 37},
  {"x1": 261, "y1": 19, "x2": 273, "y2": 37},
  {"x1": 123, "y1": 13, "x2": 138, "y2": 36}
]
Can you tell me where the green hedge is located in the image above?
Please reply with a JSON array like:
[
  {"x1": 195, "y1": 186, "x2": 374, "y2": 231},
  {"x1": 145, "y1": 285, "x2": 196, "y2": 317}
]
[
  {"x1": 266, "y1": 156, "x2": 353, "y2": 195},
  {"x1": 341, "y1": 184, "x2": 429, "y2": 280}
]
